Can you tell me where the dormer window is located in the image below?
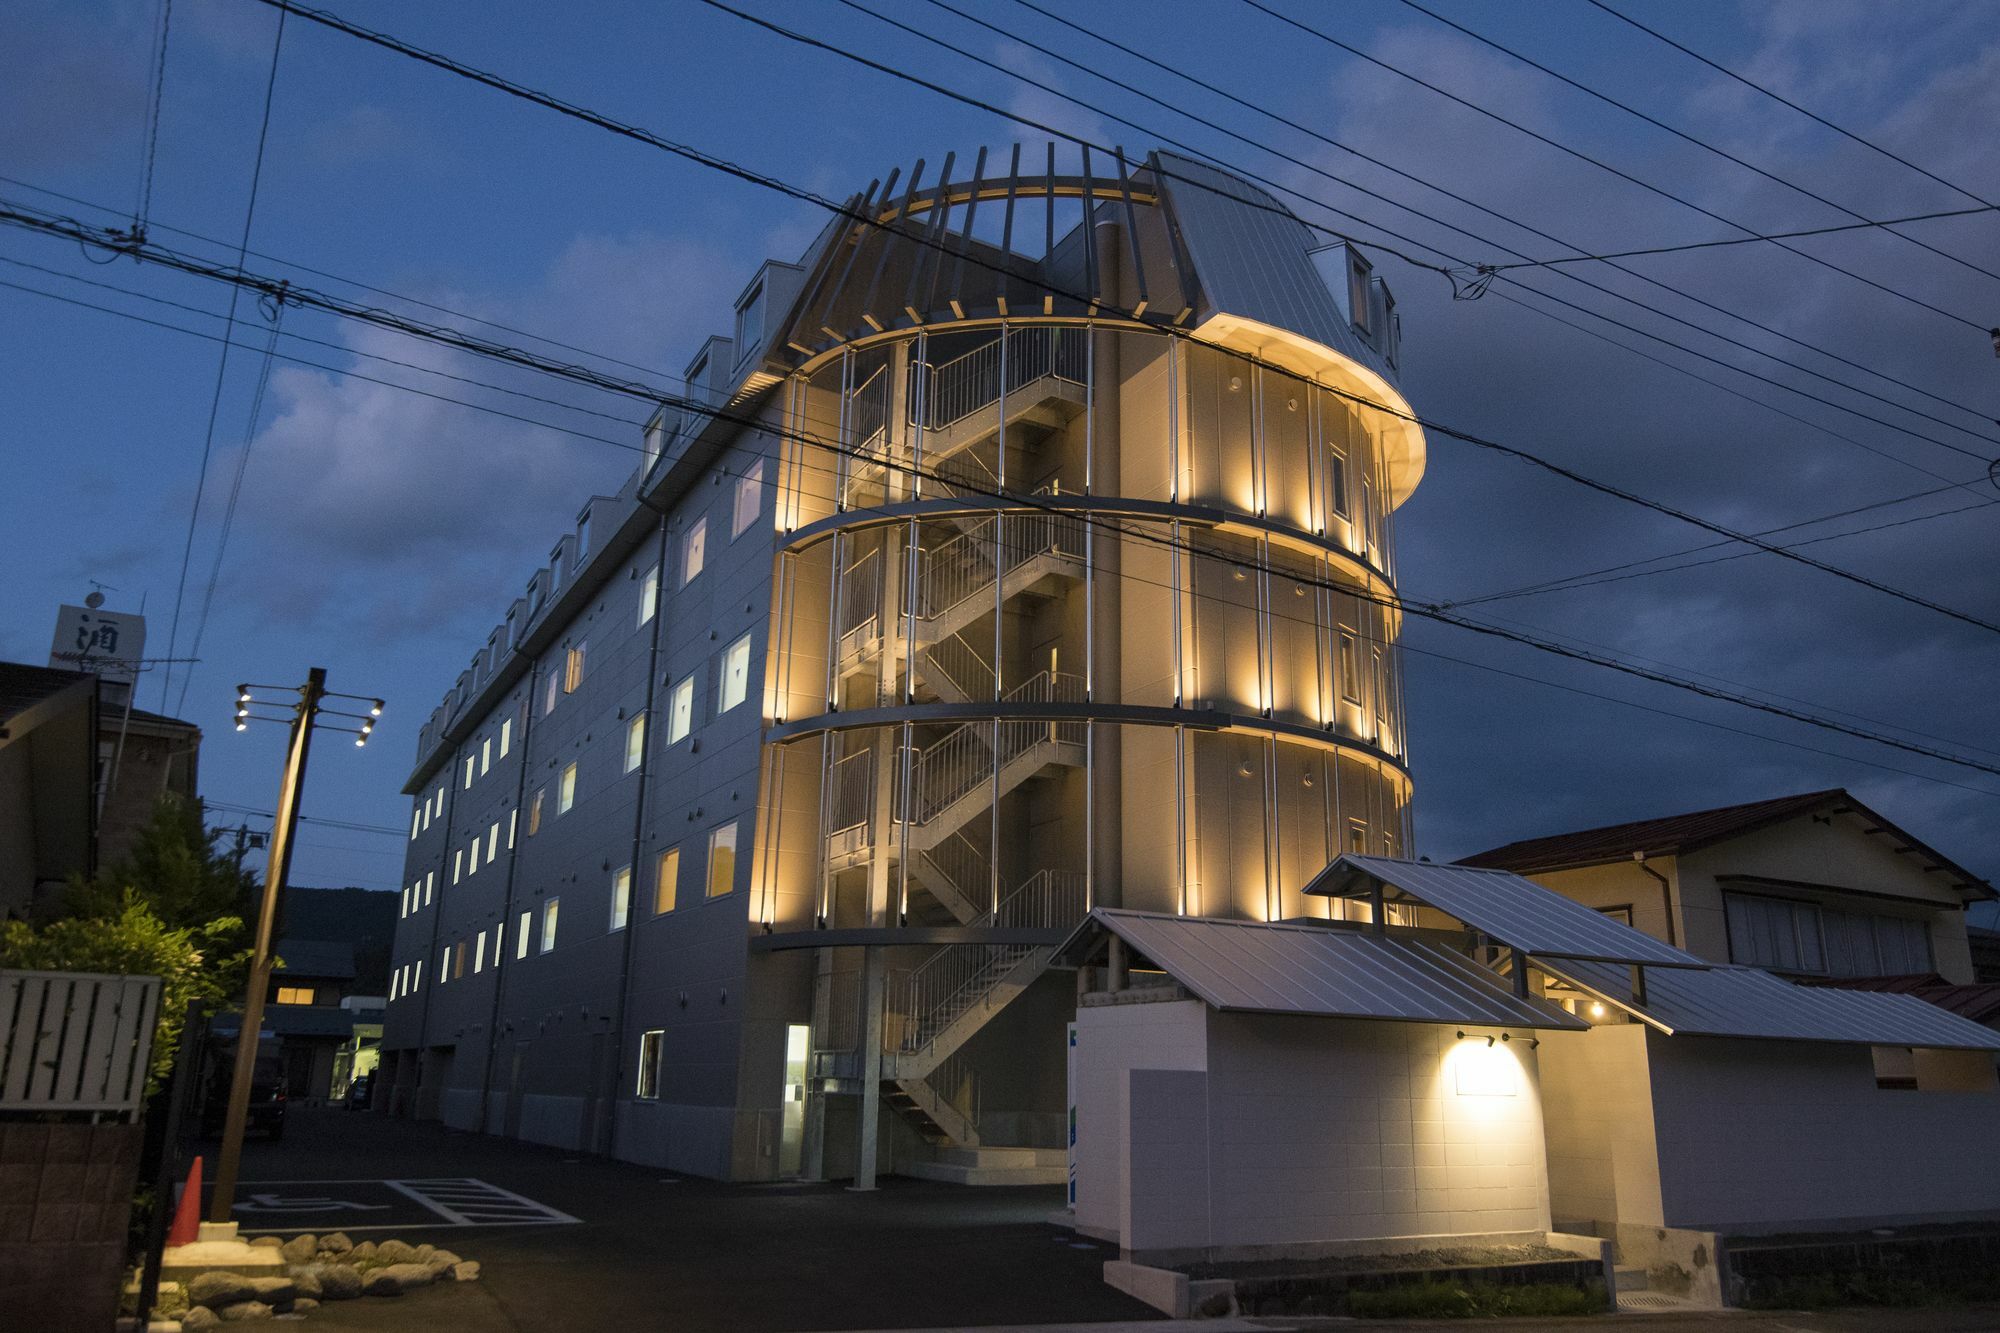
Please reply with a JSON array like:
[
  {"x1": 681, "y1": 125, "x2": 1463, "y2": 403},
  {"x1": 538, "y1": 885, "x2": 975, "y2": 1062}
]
[
  {"x1": 735, "y1": 280, "x2": 764, "y2": 356},
  {"x1": 575, "y1": 507, "x2": 592, "y2": 562},
  {"x1": 1347, "y1": 249, "x2": 1372, "y2": 337},
  {"x1": 688, "y1": 353, "x2": 709, "y2": 393}
]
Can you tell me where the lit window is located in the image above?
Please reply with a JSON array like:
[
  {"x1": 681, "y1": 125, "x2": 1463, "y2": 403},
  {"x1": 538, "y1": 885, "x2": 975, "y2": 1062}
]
[
  {"x1": 1339, "y1": 633, "x2": 1360, "y2": 703},
  {"x1": 1327, "y1": 442, "x2": 1349, "y2": 519},
  {"x1": 434, "y1": 786, "x2": 445, "y2": 817},
  {"x1": 706, "y1": 822, "x2": 738, "y2": 898},
  {"x1": 508, "y1": 807, "x2": 518, "y2": 849},
  {"x1": 421, "y1": 803, "x2": 430, "y2": 833},
  {"x1": 487, "y1": 821, "x2": 499, "y2": 864},
  {"x1": 466, "y1": 839, "x2": 478, "y2": 876},
  {"x1": 732, "y1": 460, "x2": 764, "y2": 537},
  {"x1": 719, "y1": 633, "x2": 751, "y2": 713},
  {"x1": 400, "y1": 887, "x2": 409, "y2": 919},
  {"x1": 668, "y1": 676, "x2": 694, "y2": 744},
  {"x1": 453, "y1": 848, "x2": 463, "y2": 884},
  {"x1": 611, "y1": 866, "x2": 631, "y2": 931},
  {"x1": 654, "y1": 846, "x2": 680, "y2": 914},
  {"x1": 516, "y1": 911, "x2": 531, "y2": 959},
  {"x1": 440, "y1": 944, "x2": 451, "y2": 982},
  {"x1": 544, "y1": 670, "x2": 559, "y2": 716},
  {"x1": 413, "y1": 959, "x2": 422, "y2": 991},
  {"x1": 500, "y1": 717, "x2": 512, "y2": 758},
  {"x1": 564, "y1": 642, "x2": 587, "y2": 694},
  {"x1": 493, "y1": 920, "x2": 504, "y2": 960},
  {"x1": 464, "y1": 755, "x2": 475, "y2": 789},
  {"x1": 625, "y1": 712, "x2": 647, "y2": 773},
  {"x1": 275, "y1": 986, "x2": 314, "y2": 1006},
  {"x1": 390, "y1": 969, "x2": 401, "y2": 1001},
  {"x1": 559, "y1": 762, "x2": 577, "y2": 814},
  {"x1": 425, "y1": 872, "x2": 434, "y2": 905},
  {"x1": 481, "y1": 737, "x2": 492, "y2": 775},
  {"x1": 411, "y1": 809, "x2": 421, "y2": 840},
  {"x1": 1348, "y1": 819, "x2": 1368, "y2": 854},
  {"x1": 637, "y1": 1029, "x2": 664, "y2": 1099},
  {"x1": 528, "y1": 788, "x2": 545, "y2": 836},
  {"x1": 639, "y1": 566, "x2": 659, "y2": 627},
  {"x1": 541, "y1": 898, "x2": 560, "y2": 953},
  {"x1": 682, "y1": 517, "x2": 706, "y2": 586},
  {"x1": 473, "y1": 930, "x2": 486, "y2": 974}
]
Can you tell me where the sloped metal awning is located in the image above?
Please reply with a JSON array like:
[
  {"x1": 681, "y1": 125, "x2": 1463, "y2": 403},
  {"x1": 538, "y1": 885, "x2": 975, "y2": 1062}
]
[
  {"x1": 1309, "y1": 855, "x2": 1708, "y2": 968},
  {"x1": 1057, "y1": 909, "x2": 1585, "y2": 1030},
  {"x1": 1543, "y1": 958, "x2": 2000, "y2": 1051}
]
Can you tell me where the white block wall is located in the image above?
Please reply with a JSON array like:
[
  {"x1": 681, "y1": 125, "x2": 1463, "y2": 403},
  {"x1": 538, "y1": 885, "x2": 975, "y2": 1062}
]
[{"x1": 1073, "y1": 999, "x2": 1208, "y2": 1241}]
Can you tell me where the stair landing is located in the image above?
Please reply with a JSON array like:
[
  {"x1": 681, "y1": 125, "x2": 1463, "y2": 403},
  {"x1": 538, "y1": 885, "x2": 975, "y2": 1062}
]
[{"x1": 899, "y1": 1146, "x2": 1067, "y2": 1187}]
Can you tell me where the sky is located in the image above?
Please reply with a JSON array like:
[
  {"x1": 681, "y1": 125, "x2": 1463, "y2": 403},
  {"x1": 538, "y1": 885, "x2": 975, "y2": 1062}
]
[{"x1": 2, "y1": 0, "x2": 1997, "y2": 902}]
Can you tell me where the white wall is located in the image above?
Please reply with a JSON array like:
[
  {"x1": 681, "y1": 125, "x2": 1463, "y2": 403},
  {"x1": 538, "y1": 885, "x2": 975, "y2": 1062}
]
[
  {"x1": 1076, "y1": 998, "x2": 1553, "y2": 1257},
  {"x1": 1647, "y1": 1032, "x2": 2000, "y2": 1230},
  {"x1": 1537, "y1": 1024, "x2": 1664, "y2": 1229}
]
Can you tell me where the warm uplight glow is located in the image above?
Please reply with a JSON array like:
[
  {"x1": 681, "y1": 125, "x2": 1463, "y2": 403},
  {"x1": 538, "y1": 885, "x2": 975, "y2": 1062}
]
[
  {"x1": 1589, "y1": 1002, "x2": 1606, "y2": 1019},
  {"x1": 1448, "y1": 1036, "x2": 1520, "y2": 1098}
]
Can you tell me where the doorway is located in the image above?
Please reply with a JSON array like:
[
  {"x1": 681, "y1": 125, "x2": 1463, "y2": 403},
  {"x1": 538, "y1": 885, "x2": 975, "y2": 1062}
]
[{"x1": 779, "y1": 1024, "x2": 810, "y2": 1177}]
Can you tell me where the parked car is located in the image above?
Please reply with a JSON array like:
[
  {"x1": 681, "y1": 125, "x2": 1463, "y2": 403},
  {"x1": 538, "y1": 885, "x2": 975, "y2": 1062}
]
[{"x1": 346, "y1": 1072, "x2": 373, "y2": 1110}]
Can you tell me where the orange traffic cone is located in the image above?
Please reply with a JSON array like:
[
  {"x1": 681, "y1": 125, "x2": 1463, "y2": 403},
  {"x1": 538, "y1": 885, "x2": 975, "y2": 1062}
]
[{"x1": 166, "y1": 1155, "x2": 203, "y2": 1247}]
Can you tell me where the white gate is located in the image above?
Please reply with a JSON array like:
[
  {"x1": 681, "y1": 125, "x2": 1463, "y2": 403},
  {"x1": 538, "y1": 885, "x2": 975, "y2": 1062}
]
[{"x1": 0, "y1": 969, "x2": 162, "y2": 1118}]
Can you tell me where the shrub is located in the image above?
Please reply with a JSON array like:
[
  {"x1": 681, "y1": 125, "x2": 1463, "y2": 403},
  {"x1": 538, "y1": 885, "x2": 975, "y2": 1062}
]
[{"x1": 1347, "y1": 1279, "x2": 1603, "y2": 1318}]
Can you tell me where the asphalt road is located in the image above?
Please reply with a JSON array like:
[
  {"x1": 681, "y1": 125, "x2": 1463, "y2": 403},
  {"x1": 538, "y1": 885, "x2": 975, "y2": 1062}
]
[{"x1": 213, "y1": 1106, "x2": 1155, "y2": 1331}]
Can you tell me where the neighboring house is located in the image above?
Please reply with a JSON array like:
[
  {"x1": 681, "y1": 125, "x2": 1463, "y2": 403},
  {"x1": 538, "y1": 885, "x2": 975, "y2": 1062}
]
[
  {"x1": 0, "y1": 663, "x2": 99, "y2": 918},
  {"x1": 95, "y1": 700, "x2": 200, "y2": 866},
  {"x1": 382, "y1": 144, "x2": 1424, "y2": 1184},
  {"x1": 260, "y1": 939, "x2": 381, "y2": 1103},
  {"x1": 1459, "y1": 789, "x2": 1991, "y2": 986}
]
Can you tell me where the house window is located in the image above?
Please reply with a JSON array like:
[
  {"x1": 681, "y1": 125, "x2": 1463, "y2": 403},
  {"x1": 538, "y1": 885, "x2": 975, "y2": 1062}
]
[
  {"x1": 655, "y1": 846, "x2": 680, "y2": 914},
  {"x1": 733, "y1": 460, "x2": 764, "y2": 537},
  {"x1": 1372, "y1": 649, "x2": 1387, "y2": 724},
  {"x1": 1338, "y1": 633, "x2": 1360, "y2": 703},
  {"x1": 1598, "y1": 905, "x2": 1636, "y2": 927},
  {"x1": 425, "y1": 871, "x2": 434, "y2": 905},
  {"x1": 508, "y1": 807, "x2": 518, "y2": 849},
  {"x1": 682, "y1": 517, "x2": 707, "y2": 586},
  {"x1": 420, "y1": 803, "x2": 430, "y2": 833},
  {"x1": 464, "y1": 755, "x2": 475, "y2": 789},
  {"x1": 487, "y1": 821, "x2": 499, "y2": 864},
  {"x1": 719, "y1": 633, "x2": 752, "y2": 713},
  {"x1": 1347, "y1": 250, "x2": 1372, "y2": 334},
  {"x1": 611, "y1": 867, "x2": 632, "y2": 931},
  {"x1": 636, "y1": 1029, "x2": 664, "y2": 1099},
  {"x1": 1724, "y1": 891, "x2": 1826, "y2": 974},
  {"x1": 275, "y1": 986, "x2": 314, "y2": 1006},
  {"x1": 452, "y1": 848, "x2": 463, "y2": 884},
  {"x1": 544, "y1": 670, "x2": 560, "y2": 716},
  {"x1": 493, "y1": 920, "x2": 504, "y2": 961},
  {"x1": 576, "y1": 507, "x2": 592, "y2": 562},
  {"x1": 500, "y1": 717, "x2": 512, "y2": 758},
  {"x1": 469, "y1": 931, "x2": 483, "y2": 974},
  {"x1": 1347, "y1": 819, "x2": 1368, "y2": 854},
  {"x1": 668, "y1": 677, "x2": 694, "y2": 743},
  {"x1": 541, "y1": 898, "x2": 560, "y2": 953},
  {"x1": 528, "y1": 788, "x2": 545, "y2": 836},
  {"x1": 643, "y1": 417, "x2": 666, "y2": 470},
  {"x1": 625, "y1": 712, "x2": 647, "y2": 773},
  {"x1": 564, "y1": 642, "x2": 586, "y2": 694},
  {"x1": 516, "y1": 911, "x2": 532, "y2": 959},
  {"x1": 413, "y1": 960, "x2": 422, "y2": 991},
  {"x1": 735, "y1": 279, "x2": 763, "y2": 352},
  {"x1": 639, "y1": 565, "x2": 660, "y2": 626},
  {"x1": 465, "y1": 839, "x2": 479, "y2": 876},
  {"x1": 440, "y1": 945, "x2": 451, "y2": 983},
  {"x1": 559, "y1": 762, "x2": 578, "y2": 814},
  {"x1": 481, "y1": 737, "x2": 492, "y2": 776},
  {"x1": 411, "y1": 809, "x2": 421, "y2": 840},
  {"x1": 706, "y1": 823, "x2": 738, "y2": 898}
]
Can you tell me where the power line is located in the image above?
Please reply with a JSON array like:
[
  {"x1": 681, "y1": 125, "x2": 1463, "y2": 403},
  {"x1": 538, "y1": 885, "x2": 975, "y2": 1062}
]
[
  {"x1": 9, "y1": 242, "x2": 1994, "y2": 784},
  {"x1": 1395, "y1": 0, "x2": 2000, "y2": 285},
  {"x1": 135, "y1": 0, "x2": 174, "y2": 233},
  {"x1": 1583, "y1": 0, "x2": 1999, "y2": 213},
  {"x1": 1241, "y1": 0, "x2": 1993, "y2": 335},
  {"x1": 724, "y1": 0, "x2": 2000, "y2": 478},
  {"x1": 159, "y1": 5, "x2": 286, "y2": 711},
  {"x1": 1483, "y1": 205, "x2": 2000, "y2": 273}
]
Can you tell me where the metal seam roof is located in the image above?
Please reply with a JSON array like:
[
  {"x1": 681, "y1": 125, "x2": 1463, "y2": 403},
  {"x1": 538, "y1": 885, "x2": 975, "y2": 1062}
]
[
  {"x1": 1066, "y1": 908, "x2": 1584, "y2": 1030},
  {"x1": 1542, "y1": 958, "x2": 2000, "y2": 1051},
  {"x1": 1312, "y1": 855, "x2": 1707, "y2": 968}
]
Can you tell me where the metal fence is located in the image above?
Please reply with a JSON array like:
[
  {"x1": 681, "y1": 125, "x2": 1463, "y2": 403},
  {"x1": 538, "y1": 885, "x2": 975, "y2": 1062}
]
[{"x1": 1, "y1": 970, "x2": 162, "y2": 1118}]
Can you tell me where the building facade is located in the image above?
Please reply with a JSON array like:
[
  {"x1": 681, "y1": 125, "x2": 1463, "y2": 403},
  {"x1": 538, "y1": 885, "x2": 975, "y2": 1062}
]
[{"x1": 382, "y1": 147, "x2": 1427, "y2": 1181}]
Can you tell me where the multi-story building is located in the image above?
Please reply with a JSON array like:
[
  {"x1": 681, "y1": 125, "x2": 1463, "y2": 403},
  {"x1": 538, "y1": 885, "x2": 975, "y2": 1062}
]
[{"x1": 381, "y1": 147, "x2": 1426, "y2": 1183}]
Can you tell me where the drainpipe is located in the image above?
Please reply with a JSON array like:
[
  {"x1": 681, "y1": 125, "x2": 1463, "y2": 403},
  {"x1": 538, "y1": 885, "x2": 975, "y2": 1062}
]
[{"x1": 1632, "y1": 851, "x2": 1678, "y2": 948}]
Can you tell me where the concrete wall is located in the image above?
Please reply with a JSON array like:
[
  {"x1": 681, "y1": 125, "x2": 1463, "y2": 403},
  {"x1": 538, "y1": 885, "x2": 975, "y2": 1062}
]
[
  {"x1": 1077, "y1": 999, "x2": 1552, "y2": 1259},
  {"x1": 1537, "y1": 1024, "x2": 1663, "y2": 1230}
]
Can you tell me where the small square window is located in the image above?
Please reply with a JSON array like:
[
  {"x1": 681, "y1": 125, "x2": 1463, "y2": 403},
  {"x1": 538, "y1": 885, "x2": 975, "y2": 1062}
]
[
  {"x1": 720, "y1": 633, "x2": 752, "y2": 713},
  {"x1": 625, "y1": 712, "x2": 647, "y2": 773},
  {"x1": 683, "y1": 517, "x2": 707, "y2": 586},
  {"x1": 559, "y1": 762, "x2": 578, "y2": 814},
  {"x1": 636, "y1": 1029, "x2": 664, "y2": 1099},
  {"x1": 732, "y1": 460, "x2": 764, "y2": 537},
  {"x1": 668, "y1": 677, "x2": 694, "y2": 744},
  {"x1": 706, "y1": 822, "x2": 738, "y2": 899},
  {"x1": 275, "y1": 986, "x2": 314, "y2": 1006},
  {"x1": 611, "y1": 866, "x2": 631, "y2": 931},
  {"x1": 541, "y1": 897, "x2": 560, "y2": 953},
  {"x1": 639, "y1": 565, "x2": 660, "y2": 627},
  {"x1": 655, "y1": 846, "x2": 680, "y2": 914}
]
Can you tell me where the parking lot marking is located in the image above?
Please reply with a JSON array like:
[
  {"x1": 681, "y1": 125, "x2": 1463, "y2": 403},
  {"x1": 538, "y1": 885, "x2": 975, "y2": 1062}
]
[{"x1": 230, "y1": 1178, "x2": 578, "y2": 1232}]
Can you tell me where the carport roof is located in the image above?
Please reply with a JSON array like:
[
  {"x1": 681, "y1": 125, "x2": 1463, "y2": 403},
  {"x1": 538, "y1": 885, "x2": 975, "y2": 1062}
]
[
  {"x1": 1308, "y1": 855, "x2": 1708, "y2": 968},
  {"x1": 1542, "y1": 958, "x2": 2000, "y2": 1051},
  {"x1": 1057, "y1": 908, "x2": 1585, "y2": 1030}
]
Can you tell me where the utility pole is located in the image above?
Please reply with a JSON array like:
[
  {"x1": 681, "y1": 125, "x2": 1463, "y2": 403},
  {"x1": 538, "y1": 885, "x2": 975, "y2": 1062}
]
[{"x1": 208, "y1": 669, "x2": 382, "y2": 1223}]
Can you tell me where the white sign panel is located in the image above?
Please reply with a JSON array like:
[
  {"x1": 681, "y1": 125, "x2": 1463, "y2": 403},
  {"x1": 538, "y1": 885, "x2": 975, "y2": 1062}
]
[{"x1": 49, "y1": 605, "x2": 146, "y2": 686}]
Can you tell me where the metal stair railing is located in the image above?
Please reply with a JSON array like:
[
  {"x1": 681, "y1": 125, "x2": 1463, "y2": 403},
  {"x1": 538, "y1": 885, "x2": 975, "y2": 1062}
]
[
  {"x1": 920, "y1": 629, "x2": 994, "y2": 703},
  {"x1": 908, "y1": 327, "x2": 1087, "y2": 434},
  {"x1": 913, "y1": 828, "x2": 991, "y2": 919}
]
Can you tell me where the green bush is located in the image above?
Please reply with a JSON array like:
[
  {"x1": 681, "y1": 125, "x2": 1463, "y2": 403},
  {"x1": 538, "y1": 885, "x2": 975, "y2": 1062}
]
[{"x1": 1346, "y1": 1279, "x2": 1603, "y2": 1318}]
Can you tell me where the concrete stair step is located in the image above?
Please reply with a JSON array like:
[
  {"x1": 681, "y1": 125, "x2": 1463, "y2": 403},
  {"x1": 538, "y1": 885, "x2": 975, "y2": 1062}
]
[
  {"x1": 900, "y1": 1145, "x2": 1068, "y2": 1186},
  {"x1": 1614, "y1": 1266, "x2": 1648, "y2": 1292}
]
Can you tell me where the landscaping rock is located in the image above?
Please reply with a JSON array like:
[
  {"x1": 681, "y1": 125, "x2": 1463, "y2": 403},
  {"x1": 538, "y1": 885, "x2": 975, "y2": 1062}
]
[
  {"x1": 361, "y1": 1271, "x2": 404, "y2": 1298},
  {"x1": 187, "y1": 1273, "x2": 254, "y2": 1309},
  {"x1": 288, "y1": 1270, "x2": 323, "y2": 1300},
  {"x1": 244, "y1": 1276, "x2": 297, "y2": 1305},
  {"x1": 279, "y1": 1234, "x2": 318, "y2": 1264},
  {"x1": 312, "y1": 1265, "x2": 363, "y2": 1301},
  {"x1": 349, "y1": 1241, "x2": 377, "y2": 1261},
  {"x1": 292, "y1": 1298, "x2": 319, "y2": 1312},
  {"x1": 381, "y1": 1263, "x2": 440, "y2": 1291},
  {"x1": 450, "y1": 1261, "x2": 481, "y2": 1283},
  {"x1": 376, "y1": 1240, "x2": 417, "y2": 1265},
  {"x1": 413, "y1": 1243, "x2": 436, "y2": 1262},
  {"x1": 180, "y1": 1306, "x2": 222, "y2": 1331},
  {"x1": 318, "y1": 1232, "x2": 353, "y2": 1256},
  {"x1": 427, "y1": 1249, "x2": 462, "y2": 1269},
  {"x1": 248, "y1": 1236, "x2": 284, "y2": 1249},
  {"x1": 218, "y1": 1300, "x2": 273, "y2": 1320}
]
